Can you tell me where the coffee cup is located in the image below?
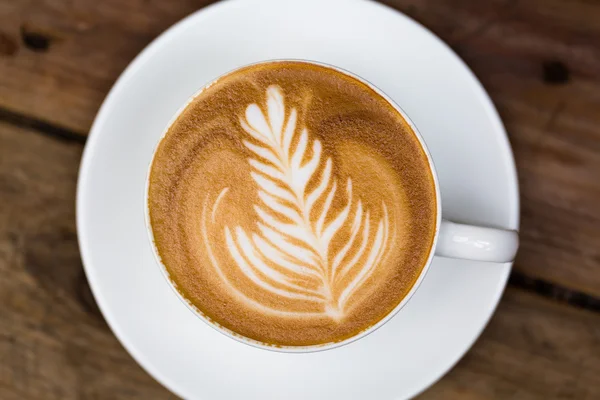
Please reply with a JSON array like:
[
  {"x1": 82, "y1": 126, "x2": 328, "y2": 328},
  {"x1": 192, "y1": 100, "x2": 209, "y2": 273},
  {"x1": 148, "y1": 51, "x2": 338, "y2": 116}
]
[{"x1": 145, "y1": 60, "x2": 518, "y2": 352}]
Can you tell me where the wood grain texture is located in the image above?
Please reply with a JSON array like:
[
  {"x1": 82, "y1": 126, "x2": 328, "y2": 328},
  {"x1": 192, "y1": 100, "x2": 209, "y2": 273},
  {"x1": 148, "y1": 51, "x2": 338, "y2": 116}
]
[
  {"x1": 381, "y1": 0, "x2": 600, "y2": 299},
  {"x1": 0, "y1": 122, "x2": 175, "y2": 399},
  {"x1": 0, "y1": 0, "x2": 217, "y2": 133},
  {"x1": 0, "y1": 125, "x2": 597, "y2": 399},
  {"x1": 420, "y1": 289, "x2": 600, "y2": 400},
  {"x1": 1, "y1": 0, "x2": 600, "y2": 398},
  {"x1": 1, "y1": 0, "x2": 599, "y2": 297}
]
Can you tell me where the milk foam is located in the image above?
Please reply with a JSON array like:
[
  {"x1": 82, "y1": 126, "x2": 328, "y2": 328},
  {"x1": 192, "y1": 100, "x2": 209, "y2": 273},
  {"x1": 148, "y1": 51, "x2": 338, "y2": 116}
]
[
  {"x1": 147, "y1": 61, "x2": 437, "y2": 346},
  {"x1": 201, "y1": 86, "x2": 392, "y2": 320}
]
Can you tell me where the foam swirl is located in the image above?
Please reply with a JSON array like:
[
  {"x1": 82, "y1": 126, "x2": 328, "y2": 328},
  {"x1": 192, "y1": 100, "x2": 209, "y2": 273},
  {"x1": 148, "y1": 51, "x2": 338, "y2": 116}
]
[
  {"x1": 148, "y1": 61, "x2": 438, "y2": 345},
  {"x1": 202, "y1": 86, "x2": 391, "y2": 320}
]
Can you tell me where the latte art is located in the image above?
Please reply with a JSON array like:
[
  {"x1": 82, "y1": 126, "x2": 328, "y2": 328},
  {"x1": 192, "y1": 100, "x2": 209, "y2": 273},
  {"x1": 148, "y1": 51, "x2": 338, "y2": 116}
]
[
  {"x1": 148, "y1": 61, "x2": 436, "y2": 346},
  {"x1": 202, "y1": 86, "x2": 392, "y2": 320}
]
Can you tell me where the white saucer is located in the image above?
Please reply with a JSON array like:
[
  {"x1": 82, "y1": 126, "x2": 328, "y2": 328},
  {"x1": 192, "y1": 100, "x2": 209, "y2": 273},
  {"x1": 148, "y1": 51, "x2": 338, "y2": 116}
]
[{"x1": 77, "y1": 0, "x2": 519, "y2": 398}]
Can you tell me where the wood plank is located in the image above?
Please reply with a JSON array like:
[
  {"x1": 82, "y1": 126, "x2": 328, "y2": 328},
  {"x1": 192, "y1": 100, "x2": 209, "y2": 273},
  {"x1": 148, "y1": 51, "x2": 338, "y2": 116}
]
[
  {"x1": 420, "y1": 288, "x2": 600, "y2": 399},
  {"x1": 413, "y1": 0, "x2": 600, "y2": 296},
  {"x1": 1, "y1": 121, "x2": 598, "y2": 397},
  {"x1": 383, "y1": 0, "x2": 600, "y2": 297},
  {"x1": 0, "y1": 122, "x2": 175, "y2": 399},
  {"x1": 0, "y1": 0, "x2": 217, "y2": 133},
  {"x1": 1, "y1": 0, "x2": 599, "y2": 296}
]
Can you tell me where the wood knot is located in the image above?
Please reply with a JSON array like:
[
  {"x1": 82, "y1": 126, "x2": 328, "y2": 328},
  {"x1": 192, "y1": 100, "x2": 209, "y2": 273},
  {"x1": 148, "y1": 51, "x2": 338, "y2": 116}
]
[
  {"x1": 542, "y1": 61, "x2": 570, "y2": 85},
  {"x1": 20, "y1": 25, "x2": 54, "y2": 52}
]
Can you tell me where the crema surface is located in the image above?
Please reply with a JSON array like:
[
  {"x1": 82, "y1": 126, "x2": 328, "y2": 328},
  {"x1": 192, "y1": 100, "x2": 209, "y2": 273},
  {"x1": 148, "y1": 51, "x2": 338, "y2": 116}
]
[{"x1": 148, "y1": 61, "x2": 437, "y2": 346}]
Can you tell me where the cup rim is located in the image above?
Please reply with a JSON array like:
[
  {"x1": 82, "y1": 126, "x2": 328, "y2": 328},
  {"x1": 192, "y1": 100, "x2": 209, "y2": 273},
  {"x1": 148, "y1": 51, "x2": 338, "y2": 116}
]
[{"x1": 144, "y1": 59, "x2": 442, "y2": 353}]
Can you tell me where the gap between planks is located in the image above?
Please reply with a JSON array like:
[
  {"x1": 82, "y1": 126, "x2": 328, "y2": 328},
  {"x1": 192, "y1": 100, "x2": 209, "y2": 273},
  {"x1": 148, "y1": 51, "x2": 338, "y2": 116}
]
[{"x1": 0, "y1": 107, "x2": 86, "y2": 144}]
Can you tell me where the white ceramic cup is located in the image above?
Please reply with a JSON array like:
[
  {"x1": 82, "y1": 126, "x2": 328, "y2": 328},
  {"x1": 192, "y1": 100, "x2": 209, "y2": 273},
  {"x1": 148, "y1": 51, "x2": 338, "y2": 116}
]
[{"x1": 145, "y1": 60, "x2": 519, "y2": 353}]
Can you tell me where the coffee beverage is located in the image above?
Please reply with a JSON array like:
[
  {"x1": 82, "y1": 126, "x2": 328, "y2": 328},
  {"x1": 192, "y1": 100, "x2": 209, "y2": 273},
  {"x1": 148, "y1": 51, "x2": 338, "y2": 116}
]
[{"x1": 147, "y1": 61, "x2": 437, "y2": 347}]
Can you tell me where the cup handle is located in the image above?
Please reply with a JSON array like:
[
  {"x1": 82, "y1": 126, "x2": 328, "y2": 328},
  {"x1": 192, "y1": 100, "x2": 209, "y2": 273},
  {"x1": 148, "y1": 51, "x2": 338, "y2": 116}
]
[{"x1": 435, "y1": 220, "x2": 519, "y2": 262}]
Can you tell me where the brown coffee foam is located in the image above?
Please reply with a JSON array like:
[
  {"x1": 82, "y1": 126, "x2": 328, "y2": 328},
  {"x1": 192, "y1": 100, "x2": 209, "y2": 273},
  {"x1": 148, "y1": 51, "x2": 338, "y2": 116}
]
[{"x1": 148, "y1": 61, "x2": 437, "y2": 346}]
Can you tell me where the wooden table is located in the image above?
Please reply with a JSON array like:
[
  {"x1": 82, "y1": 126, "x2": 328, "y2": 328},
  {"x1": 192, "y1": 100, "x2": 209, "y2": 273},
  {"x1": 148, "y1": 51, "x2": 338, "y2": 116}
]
[{"x1": 1, "y1": 1, "x2": 599, "y2": 398}]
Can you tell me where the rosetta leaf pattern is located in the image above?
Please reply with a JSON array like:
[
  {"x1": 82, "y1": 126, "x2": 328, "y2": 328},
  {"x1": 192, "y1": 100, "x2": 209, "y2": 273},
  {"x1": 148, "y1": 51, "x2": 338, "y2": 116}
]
[{"x1": 215, "y1": 85, "x2": 390, "y2": 319}]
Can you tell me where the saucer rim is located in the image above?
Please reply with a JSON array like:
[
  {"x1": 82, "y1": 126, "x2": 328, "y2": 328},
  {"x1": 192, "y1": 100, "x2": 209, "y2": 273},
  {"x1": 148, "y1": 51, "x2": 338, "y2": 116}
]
[{"x1": 77, "y1": 0, "x2": 520, "y2": 398}]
